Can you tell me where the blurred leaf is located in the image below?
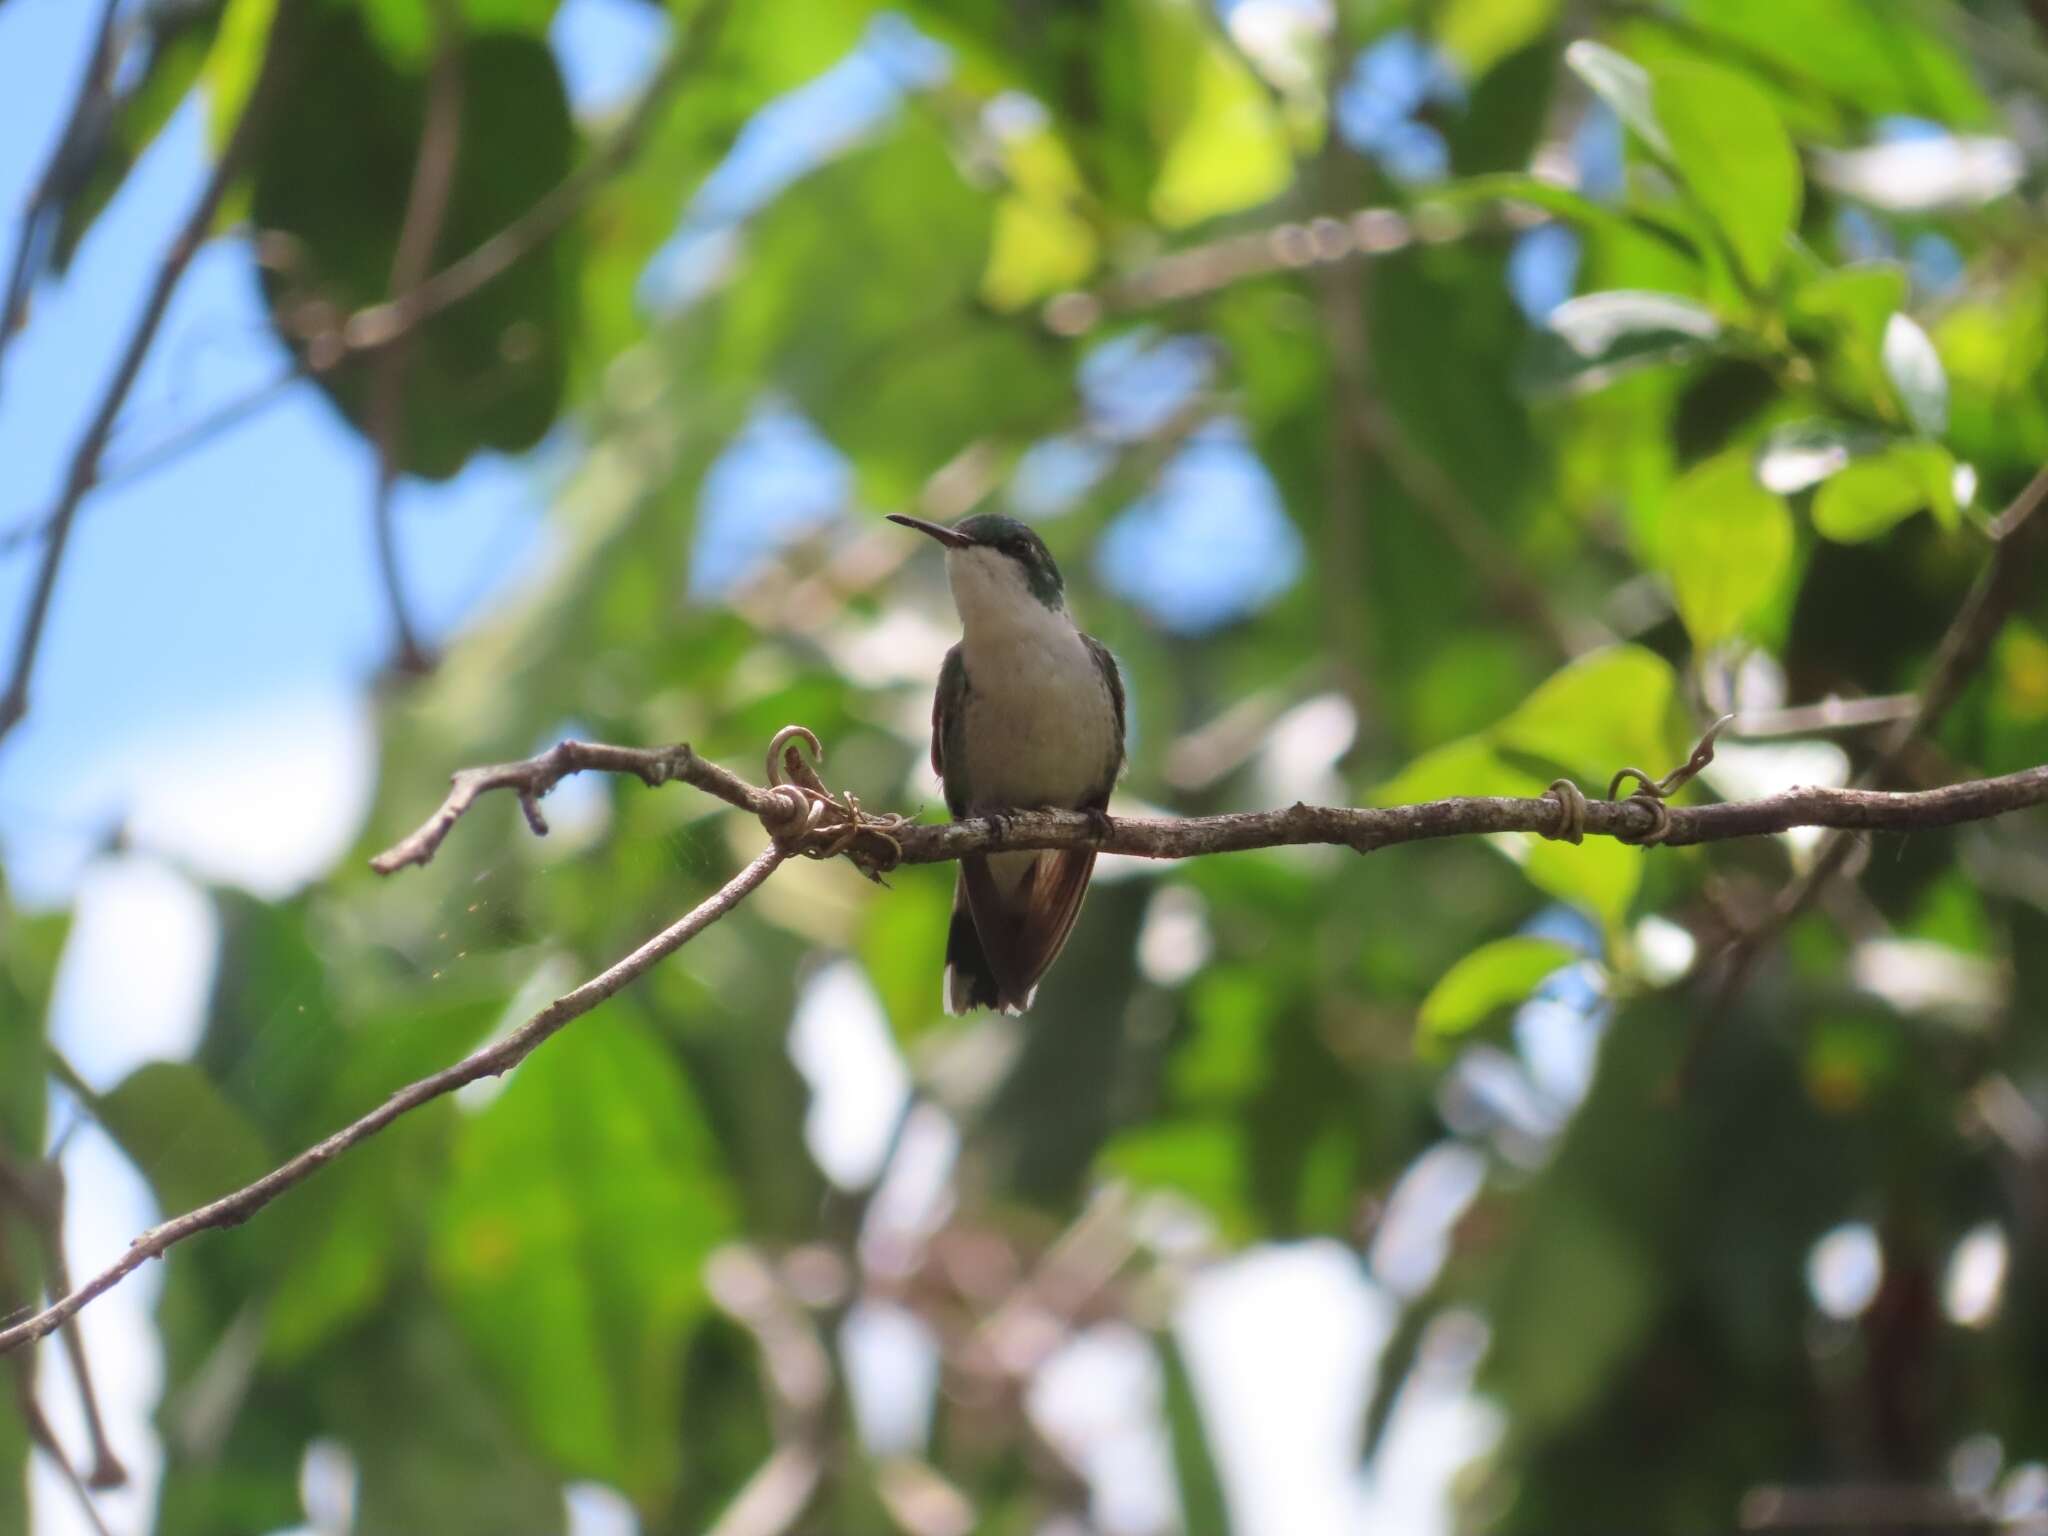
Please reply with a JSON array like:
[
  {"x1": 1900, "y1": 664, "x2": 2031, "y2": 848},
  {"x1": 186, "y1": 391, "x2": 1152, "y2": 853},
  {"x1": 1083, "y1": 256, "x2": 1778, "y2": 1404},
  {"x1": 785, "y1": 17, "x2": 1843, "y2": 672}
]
[
  {"x1": 0, "y1": 904, "x2": 66, "y2": 1159},
  {"x1": 982, "y1": 124, "x2": 1100, "y2": 310},
  {"x1": 1883, "y1": 312, "x2": 1950, "y2": 438},
  {"x1": 1482, "y1": 1195, "x2": 1657, "y2": 1433},
  {"x1": 1651, "y1": 61, "x2": 1799, "y2": 289},
  {"x1": 713, "y1": 120, "x2": 1069, "y2": 504},
  {"x1": 1665, "y1": 449, "x2": 1794, "y2": 649},
  {"x1": 96, "y1": 1062, "x2": 273, "y2": 1216},
  {"x1": 1161, "y1": 1330, "x2": 1232, "y2": 1536},
  {"x1": 1373, "y1": 735, "x2": 1545, "y2": 807},
  {"x1": 1127, "y1": 0, "x2": 1291, "y2": 227},
  {"x1": 1520, "y1": 833, "x2": 1643, "y2": 932},
  {"x1": 251, "y1": 10, "x2": 575, "y2": 477},
  {"x1": 1563, "y1": 40, "x2": 1668, "y2": 156},
  {"x1": 1810, "y1": 443, "x2": 1956, "y2": 542},
  {"x1": 1101, "y1": 1119, "x2": 1248, "y2": 1235},
  {"x1": 1418, "y1": 936, "x2": 1579, "y2": 1042},
  {"x1": 1495, "y1": 645, "x2": 1680, "y2": 785},
  {"x1": 322, "y1": 1305, "x2": 568, "y2": 1536},
  {"x1": 1531, "y1": 290, "x2": 1722, "y2": 392},
  {"x1": 1436, "y1": 0, "x2": 1559, "y2": 79},
  {"x1": 52, "y1": 1, "x2": 221, "y2": 271},
  {"x1": 360, "y1": 0, "x2": 562, "y2": 60},
  {"x1": 1665, "y1": 0, "x2": 1990, "y2": 127},
  {"x1": 432, "y1": 1009, "x2": 731, "y2": 1503}
]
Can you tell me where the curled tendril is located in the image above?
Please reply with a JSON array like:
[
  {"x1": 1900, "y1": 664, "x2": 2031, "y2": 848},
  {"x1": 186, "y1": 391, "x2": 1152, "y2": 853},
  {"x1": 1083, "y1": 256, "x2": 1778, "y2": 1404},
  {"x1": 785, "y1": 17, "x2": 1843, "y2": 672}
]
[
  {"x1": 757, "y1": 724, "x2": 909, "y2": 878},
  {"x1": 1544, "y1": 778, "x2": 1587, "y2": 844},
  {"x1": 1606, "y1": 713, "x2": 1734, "y2": 846},
  {"x1": 765, "y1": 724, "x2": 825, "y2": 790}
]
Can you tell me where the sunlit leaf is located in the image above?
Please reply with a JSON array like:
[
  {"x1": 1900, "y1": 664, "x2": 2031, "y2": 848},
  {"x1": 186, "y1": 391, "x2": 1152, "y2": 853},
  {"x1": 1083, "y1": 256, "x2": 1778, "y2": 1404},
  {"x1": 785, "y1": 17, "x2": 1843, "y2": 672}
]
[
  {"x1": 1664, "y1": 450, "x2": 1794, "y2": 650},
  {"x1": 1564, "y1": 40, "x2": 1668, "y2": 156},
  {"x1": 1810, "y1": 443, "x2": 1956, "y2": 542},
  {"x1": 1436, "y1": 0, "x2": 1560, "y2": 78},
  {"x1": 1531, "y1": 290, "x2": 1722, "y2": 392},
  {"x1": 1149, "y1": 19, "x2": 1292, "y2": 226},
  {"x1": 1652, "y1": 61, "x2": 1800, "y2": 288},
  {"x1": 1372, "y1": 735, "x2": 1545, "y2": 808},
  {"x1": 1883, "y1": 312, "x2": 1950, "y2": 437},
  {"x1": 1418, "y1": 936, "x2": 1580, "y2": 1041},
  {"x1": 1495, "y1": 645, "x2": 1680, "y2": 785}
]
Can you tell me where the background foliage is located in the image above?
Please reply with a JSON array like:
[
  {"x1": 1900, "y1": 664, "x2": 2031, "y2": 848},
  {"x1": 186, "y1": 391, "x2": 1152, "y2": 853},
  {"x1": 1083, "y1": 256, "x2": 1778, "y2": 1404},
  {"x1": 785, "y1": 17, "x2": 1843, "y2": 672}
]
[{"x1": 7, "y1": 0, "x2": 2048, "y2": 1531}]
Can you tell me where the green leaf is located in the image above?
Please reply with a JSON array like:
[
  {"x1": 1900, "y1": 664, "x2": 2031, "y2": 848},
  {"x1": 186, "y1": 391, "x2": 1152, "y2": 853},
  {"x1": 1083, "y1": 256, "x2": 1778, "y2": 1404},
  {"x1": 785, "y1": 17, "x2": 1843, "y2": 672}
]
[
  {"x1": 1665, "y1": 450, "x2": 1794, "y2": 650},
  {"x1": 1419, "y1": 936, "x2": 1581, "y2": 1041},
  {"x1": 1372, "y1": 735, "x2": 1545, "y2": 808},
  {"x1": 1883, "y1": 312, "x2": 1950, "y2": 437},
  {"x1": 1494, "y1": 644, "x2": 1680, "y2": 786},
  {"x1": 1531, "y1": 290, "x2": 1722, "y2": 392},
  {"x1": 1436, "y1": 0, "x2": 1559, "y2": 79},
  {"x1": 251, "y1": 11, "x2": 575, "y2": 478},
  {"x1": 1521, "y1": 834, "x2": 1644, "y2": 932},
  {"x1": 1161, "y1": 1332, "x2": 1231, "y2": 1536},
  {"x1": 96, "y1": 1062, "x2": 274, "y2": 1216},
  {"x1": 1651, "y1": 61, "x2": 1800, "y2": 289},
  {"x1": 1563, "y1": 41, "x2": 1668, "y2": 156},
  {"x1": 432, "y1": 1010, "x2": 732, "y2": 1505},
  {"x1": 0, "y1": 906, "x2": 66, "y2": 1159},
  {"x1": 1148, "y1": 18, "x2": 1292, "y2": 226},
  {"x1": 1811, "y1": 443, "x2": 1957, "y2": 542}
]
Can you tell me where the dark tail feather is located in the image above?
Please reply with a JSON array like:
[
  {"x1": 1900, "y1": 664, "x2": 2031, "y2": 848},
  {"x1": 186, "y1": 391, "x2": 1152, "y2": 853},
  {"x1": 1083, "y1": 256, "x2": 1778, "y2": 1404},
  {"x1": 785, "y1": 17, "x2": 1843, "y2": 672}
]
[
  {"x1": 945, "y1": 849, "x2": 1097, "y2": 1015},
  {"x1": 945, "y1": 866, "x2": 1013, "y2": 1014}
]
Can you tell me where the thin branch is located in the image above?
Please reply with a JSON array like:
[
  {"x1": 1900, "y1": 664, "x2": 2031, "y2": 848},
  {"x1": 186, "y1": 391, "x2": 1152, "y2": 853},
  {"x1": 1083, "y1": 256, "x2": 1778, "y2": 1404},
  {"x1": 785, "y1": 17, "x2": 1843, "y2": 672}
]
[
  {"x1": 367, "y1": 732, "x2": 2048, "y2": 877},
  {"x1": 339, "y1": 0, "x2": 733, "y2": 358},
  {"x1": 0, "y1": 842, "x2": 789, "y2": 1356},
  {"x1": 0, "y1": 0, "x2": 301, "y2": 747},
  {"x1": 0, "y1": 1156, "x2": 126, "y2": 1488},
  {"x1": 0, "y1": 0, "x2": 122, "y2": 391},
  {"x1": 1733, "y1": 692, "x2": 1919, "y2": 739},
  {"x1": 366, "y1": 0, "x2": 465, "y2": 676}
]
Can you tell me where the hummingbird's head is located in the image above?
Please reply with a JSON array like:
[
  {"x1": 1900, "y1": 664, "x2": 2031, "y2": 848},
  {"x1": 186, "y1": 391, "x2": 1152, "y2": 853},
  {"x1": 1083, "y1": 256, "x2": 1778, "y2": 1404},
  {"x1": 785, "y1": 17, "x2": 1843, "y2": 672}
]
[{"x1": 887, "y1": 513, "x2": 1067, "y2": 618}]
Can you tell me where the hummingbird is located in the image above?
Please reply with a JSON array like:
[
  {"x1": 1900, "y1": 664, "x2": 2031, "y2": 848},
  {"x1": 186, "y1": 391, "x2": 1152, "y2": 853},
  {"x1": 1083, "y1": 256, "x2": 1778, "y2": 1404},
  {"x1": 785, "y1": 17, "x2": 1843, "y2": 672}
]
[{"x1": 888, "y1": 513, "x2": 1126, "y2": 1014}]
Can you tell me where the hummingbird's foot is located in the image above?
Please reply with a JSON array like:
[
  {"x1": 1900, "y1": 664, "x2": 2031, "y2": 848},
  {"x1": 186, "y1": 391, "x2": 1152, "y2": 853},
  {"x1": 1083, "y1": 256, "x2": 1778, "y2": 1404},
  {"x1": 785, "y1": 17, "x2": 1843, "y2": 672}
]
[{"x1": 1081, "y1": 806, "x2": 1115, "y2": 845}]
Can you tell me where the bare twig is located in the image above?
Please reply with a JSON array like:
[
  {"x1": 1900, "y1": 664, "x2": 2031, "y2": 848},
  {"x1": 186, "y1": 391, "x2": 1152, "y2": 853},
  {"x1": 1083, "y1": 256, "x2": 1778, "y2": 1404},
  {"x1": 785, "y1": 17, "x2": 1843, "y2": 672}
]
[
  {"x1": 0, "y1": 0, "x2": 122, "y2": 388},
  {"x1": 0, "y1": 0, "x2": 301, "y2": 747},
  {"x1": 0, "y1": 841, "x2": 788, "y2": 1356},
  {"x1": 0, "y1": 1156, "x2": 125, "y2": 1487},
  {"x1": 366, "y1": 0, "x2": 465, "y2": 676}
]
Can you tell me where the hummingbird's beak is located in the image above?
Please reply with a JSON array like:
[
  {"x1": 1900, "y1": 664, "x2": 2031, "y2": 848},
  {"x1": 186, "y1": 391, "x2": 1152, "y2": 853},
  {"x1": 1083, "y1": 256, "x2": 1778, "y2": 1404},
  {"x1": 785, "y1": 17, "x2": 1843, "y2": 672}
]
[{"x1": 886, "y1": 513, "x2": 973, "y2": 550}]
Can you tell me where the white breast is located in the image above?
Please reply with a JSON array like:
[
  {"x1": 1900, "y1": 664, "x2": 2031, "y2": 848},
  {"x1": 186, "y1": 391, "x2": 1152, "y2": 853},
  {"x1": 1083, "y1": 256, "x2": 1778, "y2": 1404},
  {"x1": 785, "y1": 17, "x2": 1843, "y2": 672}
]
[
  {"x1": 946, "y1": 546, "x2": 1118, "y2": 813},
  {"x1": 958, "y1": 621, "x2": 1118, "y2": 812}
]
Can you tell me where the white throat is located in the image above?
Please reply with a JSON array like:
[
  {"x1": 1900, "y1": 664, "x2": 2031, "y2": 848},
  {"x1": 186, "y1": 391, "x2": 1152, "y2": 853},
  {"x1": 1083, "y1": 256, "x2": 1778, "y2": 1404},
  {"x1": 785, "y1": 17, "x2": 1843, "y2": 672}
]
[{"x1": 945, "y1": 545, "x2": 1073, "y2": 655}]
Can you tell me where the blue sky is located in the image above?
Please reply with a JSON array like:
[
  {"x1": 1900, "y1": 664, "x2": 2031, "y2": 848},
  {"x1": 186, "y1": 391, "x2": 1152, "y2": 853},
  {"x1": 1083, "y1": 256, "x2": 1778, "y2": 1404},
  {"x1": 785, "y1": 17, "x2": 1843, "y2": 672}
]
[{"x1": 0, "y1": 0, "x2": 657, "y2": 901}]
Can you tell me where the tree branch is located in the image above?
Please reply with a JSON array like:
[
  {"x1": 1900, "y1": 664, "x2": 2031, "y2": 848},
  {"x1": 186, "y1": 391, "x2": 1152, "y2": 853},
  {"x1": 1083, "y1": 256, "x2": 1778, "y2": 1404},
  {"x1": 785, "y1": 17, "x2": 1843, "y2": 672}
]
[
  {"x1": 366, "y1": 730, "x2": 2048, "y2": 878},
  {"x1": 0, "y1": 0, "x2": 122, "y2": 392},
  {"x1": 0, "y1": 0, "x2": 300, "y2": 747},
  {"x1": 365, "y1": 0, "x2": 465, "y2": 676},
  {"x1": 0, "y1": 841, "x2": 788, "y2": 1356}
]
